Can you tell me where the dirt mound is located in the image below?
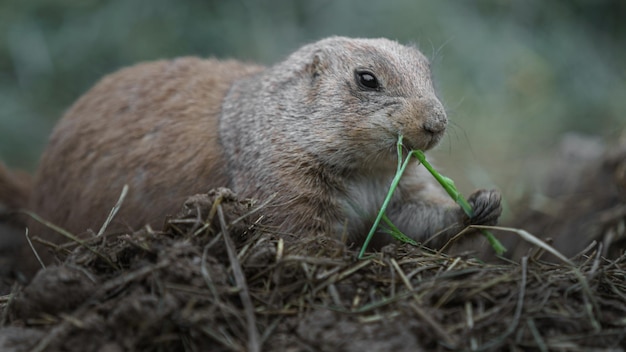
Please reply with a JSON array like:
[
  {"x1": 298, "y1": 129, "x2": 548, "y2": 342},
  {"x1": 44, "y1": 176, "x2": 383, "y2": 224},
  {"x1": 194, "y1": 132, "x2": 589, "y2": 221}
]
[
  {"x1": 1, "y1": 186, "x2": 625, "y2": 351},
  {"x1": 501, "y1": 134, "x2": 626, "y2": 260}
]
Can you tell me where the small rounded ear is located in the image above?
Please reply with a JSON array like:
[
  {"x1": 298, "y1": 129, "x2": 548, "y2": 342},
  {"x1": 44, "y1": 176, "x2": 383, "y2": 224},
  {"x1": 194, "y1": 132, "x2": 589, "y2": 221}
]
[{"x1": 304, "y1": 50, "x2": 328, "y2": 80}]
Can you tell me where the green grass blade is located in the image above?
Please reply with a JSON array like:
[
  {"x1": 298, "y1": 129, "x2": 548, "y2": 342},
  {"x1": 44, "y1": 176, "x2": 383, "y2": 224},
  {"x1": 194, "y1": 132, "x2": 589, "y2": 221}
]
[
  {"x1": 411, "y1": 150, "x2": 505, "y2": 255},
  {"x1": 359, "y1": 135, "x2": 506, "y2": 258},
  {"x1": 358, "y1": 136, "x2": 413, "y2": 259},
  {"x1": 412, "y1": 151, "x2": 474, "y2": 218},
  {"x1": 382, "y1": 214, "x2": 417, "y2": 245}
]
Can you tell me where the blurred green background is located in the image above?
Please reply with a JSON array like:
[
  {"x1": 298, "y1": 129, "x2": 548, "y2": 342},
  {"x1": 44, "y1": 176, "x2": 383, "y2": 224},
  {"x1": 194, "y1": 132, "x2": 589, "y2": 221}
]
[{"x1": 1, "y1": 0, "x2": 625, "y2": 201}]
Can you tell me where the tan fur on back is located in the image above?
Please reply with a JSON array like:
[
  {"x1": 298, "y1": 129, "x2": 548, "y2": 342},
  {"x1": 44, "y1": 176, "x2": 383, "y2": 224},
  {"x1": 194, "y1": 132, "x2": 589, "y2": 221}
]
[{"x1": 29, "y1": 58, "x2": 263, "y2": 250}]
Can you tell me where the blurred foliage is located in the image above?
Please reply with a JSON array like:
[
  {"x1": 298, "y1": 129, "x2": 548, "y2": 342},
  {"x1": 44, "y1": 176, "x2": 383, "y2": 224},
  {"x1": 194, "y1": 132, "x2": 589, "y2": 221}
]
[{"x1": 1, "y1": 0, "x2": 625, "y2": 195}]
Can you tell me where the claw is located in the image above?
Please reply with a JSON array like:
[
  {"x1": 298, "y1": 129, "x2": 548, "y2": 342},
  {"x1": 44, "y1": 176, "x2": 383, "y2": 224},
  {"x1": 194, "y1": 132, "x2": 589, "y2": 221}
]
[{"x1": 466, "y1": 189, "x2": 502, "y2": 226}]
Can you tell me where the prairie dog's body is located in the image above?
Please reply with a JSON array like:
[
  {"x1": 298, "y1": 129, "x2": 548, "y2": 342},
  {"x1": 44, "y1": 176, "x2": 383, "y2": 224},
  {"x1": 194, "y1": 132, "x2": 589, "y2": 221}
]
[
  {"x1": 30, "y1": 58, "x2": 262, "y2": 236},
  {"x1": 10, "y1": 37, "x2": 500, "y2": 274}
]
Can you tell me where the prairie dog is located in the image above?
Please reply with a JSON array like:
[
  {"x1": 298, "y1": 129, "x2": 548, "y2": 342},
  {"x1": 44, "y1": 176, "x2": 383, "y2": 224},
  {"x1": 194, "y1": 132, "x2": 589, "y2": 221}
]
[{"x1": 9, "y1": 37, "x2": 501, "y2": 273}]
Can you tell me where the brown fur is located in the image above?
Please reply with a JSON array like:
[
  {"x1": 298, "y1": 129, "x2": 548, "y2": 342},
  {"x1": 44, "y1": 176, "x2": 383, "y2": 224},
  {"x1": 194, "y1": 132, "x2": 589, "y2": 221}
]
[
  {"x1": 23, "y1": 58, "x2": 263, "y2": 271},
  {"x1": 2, "y1": 37, "x2": 501, "y2": 277}
]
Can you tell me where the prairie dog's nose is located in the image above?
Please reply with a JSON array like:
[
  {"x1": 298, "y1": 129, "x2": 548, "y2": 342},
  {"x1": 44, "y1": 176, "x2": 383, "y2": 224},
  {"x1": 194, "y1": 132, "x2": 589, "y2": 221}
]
[{"x1": 422, "y1": 100, "x2": 448, "y2": 134}]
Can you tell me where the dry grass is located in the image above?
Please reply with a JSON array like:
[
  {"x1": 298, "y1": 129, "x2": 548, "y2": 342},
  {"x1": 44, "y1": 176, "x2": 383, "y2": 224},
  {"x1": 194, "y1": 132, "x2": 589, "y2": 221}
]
[{"x1": 1, "y1": 188, "x2": 625, "y2": 351}]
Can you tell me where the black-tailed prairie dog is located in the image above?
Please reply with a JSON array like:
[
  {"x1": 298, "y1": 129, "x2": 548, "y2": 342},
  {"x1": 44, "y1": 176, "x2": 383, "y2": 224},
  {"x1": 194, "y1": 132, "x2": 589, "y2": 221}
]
[{"x1": 2, "y1": 36, "x2": 502, "y2": 274}]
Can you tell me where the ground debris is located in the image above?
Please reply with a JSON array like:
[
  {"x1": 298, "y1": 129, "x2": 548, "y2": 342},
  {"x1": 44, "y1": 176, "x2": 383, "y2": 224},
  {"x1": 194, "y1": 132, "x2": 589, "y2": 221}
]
[{"x1": 1, "y1": 189, "x2": 625, "y2": 351}]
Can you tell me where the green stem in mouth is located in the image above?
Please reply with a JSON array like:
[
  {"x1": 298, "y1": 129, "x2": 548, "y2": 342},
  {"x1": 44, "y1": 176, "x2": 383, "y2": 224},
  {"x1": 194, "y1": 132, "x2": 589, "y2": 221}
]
[
  {"x1": 358, "y1": 136, "x2": 414, "y2": 259},
  {"x1": 359, "y1": 135, "x2": 506, "y2": 259},
  {"x1": 412, "y1": 149, "x2": 506, "y2": 255}
]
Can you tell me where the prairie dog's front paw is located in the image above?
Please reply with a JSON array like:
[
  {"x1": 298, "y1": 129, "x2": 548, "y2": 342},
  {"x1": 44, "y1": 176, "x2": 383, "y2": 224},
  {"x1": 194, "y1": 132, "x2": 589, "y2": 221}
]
[{"x1": 465, "y1": 189, "x2": 502, "y2": 226}]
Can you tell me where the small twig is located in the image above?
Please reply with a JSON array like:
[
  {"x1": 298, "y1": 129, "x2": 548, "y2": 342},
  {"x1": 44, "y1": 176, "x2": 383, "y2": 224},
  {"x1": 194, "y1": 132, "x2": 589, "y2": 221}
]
[
  {"x1": 200, "y1": 240, "x2": 249, "y2": 345},
  {"x1": 587, "y1": 242, "x2": 603, "y2": 279},
  {"x1": 0, "y1": 283, "x2": 19, "y2": 327},
  {"x1": 24, "y1": 227, "x2": 46, "y2": 270},
  {"x1": 22, "y1": 210, "x2": 119, "y2": 270},
  {"x1": 390, "y1": 258, "x2": 413, "y2": 291},
  {"x1": 471, "y1": 225, "x2": 574, "y2": 266},
  {"x1": 570, "y1": 240, "x2": 598, "y2": 261},
  {"x1": 435, "y1": 225, "x2": 487, "y2": 256},
  {"x1": 466, "y1": 302, "x2": 477, "y2": 350},
  {"x1": 230, "y1": 193, "x2": 276, "y2": 226},
  {"x1": 199, "y1": 326, "x2": 242, "y2": 352},
  {"x1": 465, "y1": 301, "x2": 474, "y2": 330},
  {"x1": 477, "y1": 256, "x2": 528, "y2": 351},
  {"x1": 410, "y1": 302, "x2": 457, "y2": 347},
  {"x1": 217, "y1": 203, "x2": 260, "y2": 352},
  {"x1": 96, "y1": 184, "x2": 128, "y2": 237},
  {"x1": 526, "y1": 318, "x2": 548, "y2": 352},
  {"x1": 201, "y1": 244, "x2": 221, "y2": 301},
  {"x1": 313, "y1": 259, "x2": 373, "y2": 295}
]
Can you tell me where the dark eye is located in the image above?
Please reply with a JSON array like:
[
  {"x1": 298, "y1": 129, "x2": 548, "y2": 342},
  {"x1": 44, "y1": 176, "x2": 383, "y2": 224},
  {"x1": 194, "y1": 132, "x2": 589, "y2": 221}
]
[{"x1": 355, "y1": 70, "x2": 380, "y2": 90}]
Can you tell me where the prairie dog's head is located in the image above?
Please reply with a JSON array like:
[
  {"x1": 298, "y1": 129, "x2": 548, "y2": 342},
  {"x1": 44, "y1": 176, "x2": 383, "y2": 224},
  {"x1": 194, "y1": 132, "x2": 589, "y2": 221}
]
[{"x1": 273, "y1": 37, "x2": 447, "y2": 170}]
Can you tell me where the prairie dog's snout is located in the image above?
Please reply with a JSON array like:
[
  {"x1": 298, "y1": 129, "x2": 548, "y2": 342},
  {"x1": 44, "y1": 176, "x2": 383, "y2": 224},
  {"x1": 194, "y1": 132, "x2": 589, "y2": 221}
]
[
  {"x1": 398, "y1": 97, "x2": 448, "y2": 151},
  {"x1": 421, "y1": 99, "x2": 448, "y2": 135}
]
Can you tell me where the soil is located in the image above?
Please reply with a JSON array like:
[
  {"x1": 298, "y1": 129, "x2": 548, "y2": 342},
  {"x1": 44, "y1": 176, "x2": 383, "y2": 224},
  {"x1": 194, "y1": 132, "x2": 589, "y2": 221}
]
[{"x1": 1, "y1": 137, "x2": 625, "y2": 351}]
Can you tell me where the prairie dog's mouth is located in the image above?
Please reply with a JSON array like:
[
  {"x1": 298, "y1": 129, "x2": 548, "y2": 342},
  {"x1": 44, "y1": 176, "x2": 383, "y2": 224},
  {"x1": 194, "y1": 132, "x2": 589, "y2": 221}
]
[
  {"x1": 424, "y1": 131, "x2": 444, "y2": 150},
  {"x1": 399, "y1": 137, "x2": 414, "y2": 151},
  {"x1": 401, "y1": 131, "x2": 443, "y2": 152}
]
